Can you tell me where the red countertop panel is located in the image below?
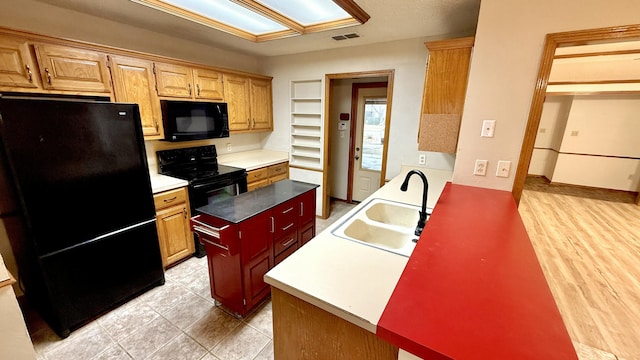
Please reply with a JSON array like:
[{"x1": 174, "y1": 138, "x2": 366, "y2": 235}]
[{"x1": 377, "y1": 183, "x2": 577, "y2": 359}]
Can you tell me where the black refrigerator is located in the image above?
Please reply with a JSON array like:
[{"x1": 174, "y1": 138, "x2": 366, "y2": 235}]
[{"x1": 0, "y1": 97, "x2": 164, "y2": 338}]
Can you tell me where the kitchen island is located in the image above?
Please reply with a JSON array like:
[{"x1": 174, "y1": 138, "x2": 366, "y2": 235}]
[
  {"x1": 191, "y1": 180, "x2": 317, "y2": 317},
  {"x1": 264, "y1": 168, "x2": 576, "y2": 359}
]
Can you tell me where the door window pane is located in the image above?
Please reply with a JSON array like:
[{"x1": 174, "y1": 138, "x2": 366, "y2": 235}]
[{"x1": 361, "y1": 98, "x2": 386, "y2": 171}]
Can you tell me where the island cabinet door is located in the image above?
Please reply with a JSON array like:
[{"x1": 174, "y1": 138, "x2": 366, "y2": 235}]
[
  {"x1": 298, "y1": 189, "x2": 316, "y2": 246},
  {"x1": 240, "y1": 211, "x2": 272, "y2": 314}
]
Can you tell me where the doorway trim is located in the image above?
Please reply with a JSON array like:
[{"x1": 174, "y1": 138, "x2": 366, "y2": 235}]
[
  {"x1": 323, "y1": 70, "x2": 395, "y2": 217},
  {"x1": 346, "y1": 82, "x2": 389, "y2": 202},
  {"x1": 512, "y1": 24, "x2": 640, "y2": 204}
]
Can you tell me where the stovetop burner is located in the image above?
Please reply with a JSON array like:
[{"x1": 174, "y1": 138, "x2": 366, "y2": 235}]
[{"x1": 157, "y1": 145, "x2": 245, "y2": 184}]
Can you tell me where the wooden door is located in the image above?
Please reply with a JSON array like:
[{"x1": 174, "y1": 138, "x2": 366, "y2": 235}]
[
  {"x1": 109, "y1": 55, "x2": 163, "y2": 139},
  {"x1": 0, "y1": 37, "x2": 39, "y2": 89},
  {"x1": 223, "y1": 74, "x2": 251, "y2": 131},
  {"x1": 194, "y1": 68, "x2": 224, "y2": 100},
  {"x1": 33, "y1": 43, "x2": 111, "y2": 93},
  {"x1": 249, "y1": 78, "x2": 273, "y2": 131},
  {"x1": 154, "y1": 62, "x2": 193, "y2": 98},
  {"x1": 156, "y1": 203, "x2": 193, "y2": 266}
]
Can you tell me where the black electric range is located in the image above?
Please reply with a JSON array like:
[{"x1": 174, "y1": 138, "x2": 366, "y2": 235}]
[{"x1": 157, "y1": 145, "x2": 248, "y2": 257}]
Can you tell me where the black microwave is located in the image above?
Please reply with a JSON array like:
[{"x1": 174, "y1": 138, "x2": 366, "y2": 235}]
[{"x1": 160, "y1": 100, "x2": 229, "y2": 141}]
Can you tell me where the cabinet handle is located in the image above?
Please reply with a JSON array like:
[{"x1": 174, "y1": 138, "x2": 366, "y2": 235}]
[
  {"x1": 270, "y1": 216, "x2": 275, "y2": 233},
  {"x1": 282, "y1": 207, "x2": 294, "y2": 214},
  {"x1": 154, "y1": 120, "x2": 159, "y2": 131},
  {"x1": 183, "y1": 207, "x2": 187, "y2": 219},
  {"x1": 196, "y1": 83, "x2": 201, "y2": 96},
  {"x1": 196, "y1": 231, "x2": 230, "y2": 253},
  {"x1": 300, "y1": 203, "x2": 304, "y2": 216},
  {"x1": 25, "y1": 65, "x2": 33, "y2": 82},
  {"x1": 281, "y1": 237, "x2": 296, "y2": 247},
  {"x1": 282, "y1": 223, "x2": 294, "y2": 232},
  {"x1": 163, "y1": 196, "x2": 177, "y2": 203},
  {"x1": 252, "y1": 118, "x2": 256, "y2": 128},
  {"x1": 188, "y1": 83, "x2": 192, "y2": 95},
  {"x1": 247, "y1": 118, "x2": 250, "y2": 126},
  {"x1": 44, "y1": 68, "x2": 52, "y2": 84}
]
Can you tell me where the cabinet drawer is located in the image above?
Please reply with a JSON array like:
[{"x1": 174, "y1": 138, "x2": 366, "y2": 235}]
[
  {"x1": 274, "y1": 229, "x2": 297, "y2": 256},
  {"x1": 247, "y1": 178, "x2": 269, "y2": 192},
  {"x1": 268, "y1": 162, "x2": 288, "y2": 177},
  {"x1": 275, "y1": 240, "x2": 298, "y2": 266},
  {"x1": 154, "y1": 187, "x2": 187, "y2": 210},
  {"x1": 247, "y1": 167, "x2": 269, "y2": 183},
  {"x1": 269, "y1": 173, "x2": 288, "y2": 184},
  {"x1": 272, "y1": 201, "x2": 297, "y2": 239}
]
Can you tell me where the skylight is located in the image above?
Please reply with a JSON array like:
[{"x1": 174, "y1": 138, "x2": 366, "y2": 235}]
[{"x1": 130, "y1": 0, "x2": 370, "y2": 42}]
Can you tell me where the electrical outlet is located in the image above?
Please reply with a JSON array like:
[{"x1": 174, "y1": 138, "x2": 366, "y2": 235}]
[
  {"x1": 226, "y1": 143, "x2": 232, "y2": 152},
  {"x1": 496, "y1": 160, "x2": 511, "y2": 178},
  {"x1": 418, "y1": 154, "x2": 426, "y2": 165},
  {"x1": 474, "y1": 160, "x2": 488, "y2": 176}
]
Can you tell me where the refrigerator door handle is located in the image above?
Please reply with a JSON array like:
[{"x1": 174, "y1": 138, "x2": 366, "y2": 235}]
[{"x1": 39, "y1": 218, "x2": 157, "y2": 259}]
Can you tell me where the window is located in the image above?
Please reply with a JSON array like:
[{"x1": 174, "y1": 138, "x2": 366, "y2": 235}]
[
  {"x1": 361, "y1": 98, "x2": 386, "y2": 171},
  {"x1": 129, "y1": 0, "x2": 370, "y2": 42}
]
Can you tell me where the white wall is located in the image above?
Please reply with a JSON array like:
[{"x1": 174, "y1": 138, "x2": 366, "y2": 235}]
[
  {"x1": 329, "y1": 80, "x2": 354, "y2": 200},
  {"x1": 528, "y1": 96, "x2": 572, "y2": 177},
  {"x1": 454, "y1": 0, "x2": 640, "y2": 191},
  {"x1": 0, "y1": 0, "x2": 259, "y2": 73},
  {"x1": 259, "y1": 37, "x2": 456, "y2": 183},
  {"x1": 560, "y1": 95, "x2": 640, "y2": 157}
]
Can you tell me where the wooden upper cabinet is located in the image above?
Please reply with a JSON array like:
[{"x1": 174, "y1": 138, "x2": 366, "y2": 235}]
[
  {"x1": 418, "y1": 37, "x2": 474, "y2": 153},
  {"x1": 154, "y1": 62, "x2": 192, "y2": 98},
  {"x1": 155, "y1": 62, "x2": 224, "y2": 100},
  {"x1": 224, "y1": 74, "x2": 251, "y2": 131},
  {"x1": 33, "y1": 43, "x2": 111, "y2": 93},
  {"x1": 109, "y1": 55, "x2": 164, "y2": 140},
  {"x1": 0, "y1": 36, "x2": 40, "y2": 89},
  {"x1": 194, "y1": 68, "x2": 224, "y2": 100},
  {"x1": 250, "y1": 77, "x2": 273, "y2": 131}
]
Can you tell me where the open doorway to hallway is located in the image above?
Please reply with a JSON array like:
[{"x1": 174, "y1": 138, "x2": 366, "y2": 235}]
[{"x1": 323, "y1": 71, "x2": 394, "y2": 214}]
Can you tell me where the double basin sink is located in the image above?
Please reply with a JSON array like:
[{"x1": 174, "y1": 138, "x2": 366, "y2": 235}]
[{"x1": 331, "y1": 198, "x2": 432, "y2": 257}]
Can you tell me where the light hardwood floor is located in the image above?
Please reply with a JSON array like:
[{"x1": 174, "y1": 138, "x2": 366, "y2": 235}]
[{"x1": 519, "y1": 177, "x2": 640, "y2": 360}]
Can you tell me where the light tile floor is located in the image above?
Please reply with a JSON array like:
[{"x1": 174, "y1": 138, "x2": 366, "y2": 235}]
[{"x1": 25, "y1": 199, "x2": 356, "y2": 360}]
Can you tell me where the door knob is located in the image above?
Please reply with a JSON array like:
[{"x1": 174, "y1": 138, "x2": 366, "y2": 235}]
[{"x1": 356, "y1": 147, "x2": 360, "y2": 152}]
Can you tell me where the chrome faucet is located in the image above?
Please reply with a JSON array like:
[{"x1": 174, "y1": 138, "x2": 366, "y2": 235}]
[{"x1": 400, "y1": 169, "x2": 429, "y2": 237}]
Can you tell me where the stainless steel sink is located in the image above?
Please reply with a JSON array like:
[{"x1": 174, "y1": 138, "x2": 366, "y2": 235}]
[{"x1": 331, "y1": 198, "x2": 431, "y2": 257}]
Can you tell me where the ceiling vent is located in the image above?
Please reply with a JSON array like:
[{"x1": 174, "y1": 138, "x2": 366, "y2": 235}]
[{"x1": 332, "y1": 33, "x2": 360, "y2": 41}]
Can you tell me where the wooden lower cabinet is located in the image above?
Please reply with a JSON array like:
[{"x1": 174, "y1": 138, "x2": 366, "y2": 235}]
[
  {"x1": 153, "y1": 187, "x2": 194, "y2": 267},
  {"x1": 247, "y1": 162, "x2": 289, "y2": 191},
  {"x1": 272, "y1": 287, "x2": 398, "y2": 360}
]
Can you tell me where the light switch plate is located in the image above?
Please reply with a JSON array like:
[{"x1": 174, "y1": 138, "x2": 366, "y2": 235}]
[
  {"x1": 481, "y1": 120, "x2": 496, "y2": 137},
  {"x1": 474, "y1": 160, "x2": 488, "y2": 176}
]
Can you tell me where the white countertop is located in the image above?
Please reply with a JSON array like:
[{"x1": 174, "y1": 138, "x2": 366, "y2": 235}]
[
  {"x1": 149, "y1": 173, "x2": 189, "y2": 194},
  {"x1": 217, "y1": 149, "x2": 288, "y2": 171},
  {"x1": 264, "y1": 166, "x2": 452, "y2": 333}
]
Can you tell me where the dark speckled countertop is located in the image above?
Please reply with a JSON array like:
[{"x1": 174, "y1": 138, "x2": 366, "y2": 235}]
[{"x1": 195, "y1": 179, "x2": 318, "y2": 223}]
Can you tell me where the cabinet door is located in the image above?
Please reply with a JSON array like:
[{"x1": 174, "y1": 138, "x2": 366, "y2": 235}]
[
  {"x1": 154, "y1": 62, "x2": 193, "y2": 98},
  {"x1": 240, "y1": 211, "x2": 271, "y2": 312},
  {"x1": 223, "y1": 74, "x2": 251, "y2": 131},
  {"x1": 249, "y1": 78, "x2": 273, "y2": 131},
  {"x1": 0, "y1": 37, "x2": 39, "y2": 89},
  {"x1": 299, "y1": 189, "x2": 316, "y2": 226},
  {"x1": 194, "y1": 68, "x2": 224, "y2": 100},
  {"x1": 109, "y1": 55, "x2": 163, "y2": 139},
  {"x1": 156, "y1": 203, "x2": 194, "y2": 266},
  {"x1": 33, "y1": 43, "x2": 111, "y2": 93}
]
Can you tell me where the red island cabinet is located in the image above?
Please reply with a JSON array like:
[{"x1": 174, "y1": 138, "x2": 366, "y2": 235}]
[
  {"x1": 190, "y1": 181, "x2": 317, "y2": 317},
  {"x1": 191, "y1": 212, "x2": 272, "y2": 316}
]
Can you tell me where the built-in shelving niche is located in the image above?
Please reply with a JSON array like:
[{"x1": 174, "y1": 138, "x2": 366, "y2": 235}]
[{"x1": 290, "y1": 79, "x2": 323, "y2": 169}]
